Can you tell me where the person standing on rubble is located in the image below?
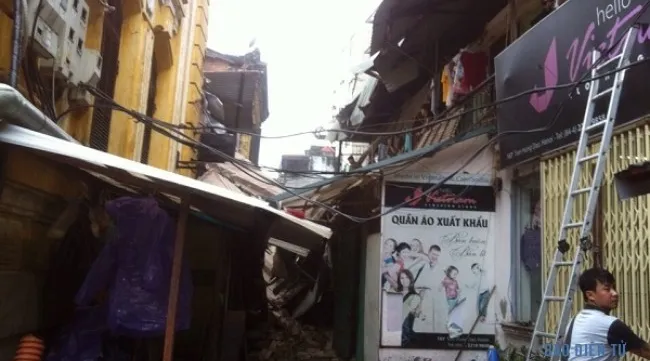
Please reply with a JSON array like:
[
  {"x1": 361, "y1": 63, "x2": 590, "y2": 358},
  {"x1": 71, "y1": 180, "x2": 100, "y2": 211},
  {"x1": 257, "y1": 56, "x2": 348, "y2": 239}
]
[{"x1": 562, "y1": 268, "x2": 650, "y2": 361}]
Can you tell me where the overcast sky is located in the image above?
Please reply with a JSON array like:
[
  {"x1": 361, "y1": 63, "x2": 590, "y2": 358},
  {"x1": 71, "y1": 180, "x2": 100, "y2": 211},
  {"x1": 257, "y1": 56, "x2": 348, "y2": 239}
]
[{"x1": 206, "y1": 0, "x2": 379, "y2": 171}]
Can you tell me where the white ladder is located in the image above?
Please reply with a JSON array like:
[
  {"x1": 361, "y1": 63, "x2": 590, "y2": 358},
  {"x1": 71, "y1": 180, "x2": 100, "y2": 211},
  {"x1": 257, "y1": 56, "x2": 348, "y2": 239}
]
[{"x1": 526, "y1": 26, "x2": 638, "y2": 361}]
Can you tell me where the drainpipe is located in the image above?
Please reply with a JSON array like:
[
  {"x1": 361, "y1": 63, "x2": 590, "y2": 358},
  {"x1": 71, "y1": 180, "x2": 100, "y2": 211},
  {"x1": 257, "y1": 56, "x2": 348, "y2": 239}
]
[
  {"x1": 233, "y1": 72, "x2": 245, "y2": 154},
  {"x1": 0, "y1": 84, "x2": 77, "y2": 142},
  {"x1": 9, "y1": 0, "x2": 23, "y2": 87}
]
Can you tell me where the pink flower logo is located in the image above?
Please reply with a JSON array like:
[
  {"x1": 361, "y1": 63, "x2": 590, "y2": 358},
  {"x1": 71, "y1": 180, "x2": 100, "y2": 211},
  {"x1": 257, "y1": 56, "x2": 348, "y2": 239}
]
[{"x1": 529, "y1": 38, "x2": 559, "y2": 113}]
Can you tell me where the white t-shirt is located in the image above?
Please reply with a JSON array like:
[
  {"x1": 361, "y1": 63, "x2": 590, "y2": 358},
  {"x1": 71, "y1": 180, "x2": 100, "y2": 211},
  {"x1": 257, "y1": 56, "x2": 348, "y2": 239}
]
[{"x1": 564, "y1": 306, "x2": 645, "y2": 361}]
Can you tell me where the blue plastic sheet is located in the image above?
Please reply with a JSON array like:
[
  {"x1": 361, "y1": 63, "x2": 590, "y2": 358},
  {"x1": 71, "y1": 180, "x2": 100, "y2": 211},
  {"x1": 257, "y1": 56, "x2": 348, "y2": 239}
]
[{"x1": 75, "y1": 197, "x2": 193, "y2": 337}]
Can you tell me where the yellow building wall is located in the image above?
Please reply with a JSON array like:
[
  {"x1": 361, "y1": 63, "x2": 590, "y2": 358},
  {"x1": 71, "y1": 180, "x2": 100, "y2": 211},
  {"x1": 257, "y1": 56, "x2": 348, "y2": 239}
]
[
  {"x1": 0, "y1": 3, "x2": 208, "y2": 340},
  {"x1": 0, "y1": 0, "x2": 208, "y2": 194},
  {"x1": 541, "y1": 120, "x2": 650, "y2": 359},
  {"x1": 177, "y1": 0, "x2": 208, "y2": 177}
]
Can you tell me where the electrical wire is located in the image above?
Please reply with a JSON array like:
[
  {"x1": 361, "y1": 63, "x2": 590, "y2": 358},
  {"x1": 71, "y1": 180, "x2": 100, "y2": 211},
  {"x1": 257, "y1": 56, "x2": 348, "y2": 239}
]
[
  {"x1": 61, "y1": 52, "x2": 650, "y2": 180},
  {"x1": 22, "y1": 0, "x2": 57, "y2": 120},
  {"x1": 181, "y1": 55, "x2": 650, "y2": 140},
  {"x1": 261, "y1": 5, "x2": 650, "y2": 223},
  {"x1": 67, "y1": 6, "x2": 649, "y2": 223},
  {"x1": 60, "y1": 58, "x2": 648, "y2": 142},
  {"x1": 74, "y1": 86, "x2": 333, "y2": 193},
  {"x1": 84, "y1": 23, "x2": 640, "y2": 223},
  {"x1": 78, "y1": 85, "x2": 426, "y2": 211}
]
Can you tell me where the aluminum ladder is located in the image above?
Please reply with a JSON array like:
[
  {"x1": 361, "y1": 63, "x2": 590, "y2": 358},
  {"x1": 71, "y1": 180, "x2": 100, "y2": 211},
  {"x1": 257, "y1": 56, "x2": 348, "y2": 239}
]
[{"x1": 526, "y1": 26, "x2": 638, "y2": 361}]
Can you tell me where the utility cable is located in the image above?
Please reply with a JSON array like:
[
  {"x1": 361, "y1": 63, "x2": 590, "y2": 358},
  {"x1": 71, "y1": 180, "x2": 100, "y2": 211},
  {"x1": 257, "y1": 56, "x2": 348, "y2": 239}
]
[
  {"x1": 74, "y1": 10, "x2": 649, "y2": 223},
  {"x1": 65, "y1": 53, "x2": 650, "y2": 180},
  {"x1": 258, "y1": 4, "x2": 650, "y2": 223},
  {"x1": 65, "y1": 88, "x2": 426, "y2": 178},
  {"x1": 184, "y1": 55, "x2": 650, "y2": 139},
  {"x1": 63, "y1": 56, "x2": 650, "y2": 142}
]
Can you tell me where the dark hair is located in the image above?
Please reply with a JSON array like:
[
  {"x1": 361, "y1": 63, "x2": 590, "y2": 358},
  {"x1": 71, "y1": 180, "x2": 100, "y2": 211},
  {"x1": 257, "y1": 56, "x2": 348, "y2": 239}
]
[
  {"x1": 579, "y1": 268, "x2": 616, "y2": 301},
  {"x1": 395, "y1": 242, "x2": 412, "y2": 253},
  {"x1": 397, "y1": 269, "x2": 415, "y2": 293},
  {"x1": 445, "y1": 265, "x2": 459, "y2": 277},
  {"x1": 429, "y1": 244, "x2": 441, "y2": 253},
  {"x1": 471, "y1": 263, "x2": 480, "y2": 270}
]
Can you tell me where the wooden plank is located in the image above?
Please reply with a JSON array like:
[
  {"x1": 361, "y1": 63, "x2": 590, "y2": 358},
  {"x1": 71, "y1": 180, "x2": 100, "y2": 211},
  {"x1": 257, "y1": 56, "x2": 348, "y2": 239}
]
[{"x1": 162, "y1": 197, "x2": 190, "y2": 361}]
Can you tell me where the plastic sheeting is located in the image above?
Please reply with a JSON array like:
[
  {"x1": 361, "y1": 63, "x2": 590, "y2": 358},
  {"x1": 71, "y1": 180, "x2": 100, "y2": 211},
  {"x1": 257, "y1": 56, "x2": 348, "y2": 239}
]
[{"x1": 75, "y1": 197, "x2": 193, "y2": 337}]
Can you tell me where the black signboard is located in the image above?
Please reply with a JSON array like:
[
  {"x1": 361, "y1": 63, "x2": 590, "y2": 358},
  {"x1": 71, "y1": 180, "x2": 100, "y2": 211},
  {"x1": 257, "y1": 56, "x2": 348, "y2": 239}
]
[{"x1": 494, "y1": 0, "x2": 650, "y2": 167}]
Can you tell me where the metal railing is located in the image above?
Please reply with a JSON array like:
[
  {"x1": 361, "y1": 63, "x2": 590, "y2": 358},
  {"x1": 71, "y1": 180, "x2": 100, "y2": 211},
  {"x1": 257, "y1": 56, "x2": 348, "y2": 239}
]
[{"x1": 454, "y1": 74, "x2": 497, "y2": 135}]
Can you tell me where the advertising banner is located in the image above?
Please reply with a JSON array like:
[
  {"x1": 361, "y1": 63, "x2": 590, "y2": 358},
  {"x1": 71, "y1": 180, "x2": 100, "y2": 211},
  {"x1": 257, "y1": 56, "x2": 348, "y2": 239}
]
[
  {"x1": 380, "y1": 174, "x2": 496, "y2": 350},
  {"x1": 494, "y1": 0, "x2": 650, "y2": 168}
]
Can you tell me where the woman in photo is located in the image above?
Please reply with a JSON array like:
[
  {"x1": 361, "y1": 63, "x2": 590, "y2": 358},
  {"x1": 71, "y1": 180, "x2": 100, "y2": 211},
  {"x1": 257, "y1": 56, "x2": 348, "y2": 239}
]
[
  {"x1": 401, "y1": 291, "x2": 423, "y2": 347},
  {"x1": 383, "y1": 238, "x2": 397, "y2": 265},
  {"x1": 383, "y1": 243, "x2": 412, "y2": 291},
  {"x1": 398, "y1": 269, "x2": 429, "y2": 346},
  {"x1": 407, "y1": 238, "x2": 430, "y2": 268},
  {"x1": 396, "y1": 269, "x2": 416, "y2": 295}
]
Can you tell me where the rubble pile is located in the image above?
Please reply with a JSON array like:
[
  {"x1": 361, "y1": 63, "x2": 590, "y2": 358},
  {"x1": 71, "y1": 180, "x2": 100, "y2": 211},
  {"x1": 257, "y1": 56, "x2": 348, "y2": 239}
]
[{"x1": 252, "y1": 310, "x2": 351, "y2": 361}]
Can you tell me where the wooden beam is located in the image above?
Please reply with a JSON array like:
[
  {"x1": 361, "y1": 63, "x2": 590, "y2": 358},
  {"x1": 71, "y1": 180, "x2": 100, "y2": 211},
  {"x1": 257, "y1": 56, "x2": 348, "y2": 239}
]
[{"x1": 162, "y1": 197, "x2": 190, "y2": 361}]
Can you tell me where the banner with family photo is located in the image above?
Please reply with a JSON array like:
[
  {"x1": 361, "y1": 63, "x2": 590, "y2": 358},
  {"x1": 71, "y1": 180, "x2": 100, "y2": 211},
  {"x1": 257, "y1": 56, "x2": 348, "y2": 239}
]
[{"x1": 380, "y1": 173, "x2": 496, "y2": 349}]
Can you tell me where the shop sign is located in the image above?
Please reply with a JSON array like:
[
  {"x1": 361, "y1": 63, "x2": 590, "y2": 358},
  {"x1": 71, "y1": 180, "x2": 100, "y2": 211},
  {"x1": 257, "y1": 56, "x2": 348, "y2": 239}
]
[
  {"x1": 379, "y1": 173, "x2": 496, "y2": 350},
  {"x1": 495, "y1": 0, "x2": 650, "y2": 167}
]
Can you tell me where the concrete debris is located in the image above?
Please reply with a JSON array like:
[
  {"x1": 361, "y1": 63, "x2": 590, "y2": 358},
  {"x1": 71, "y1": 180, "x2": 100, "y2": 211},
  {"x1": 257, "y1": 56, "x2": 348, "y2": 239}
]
[{"x1": 250, "y1": 310, "x2": 353, "y2": 361}]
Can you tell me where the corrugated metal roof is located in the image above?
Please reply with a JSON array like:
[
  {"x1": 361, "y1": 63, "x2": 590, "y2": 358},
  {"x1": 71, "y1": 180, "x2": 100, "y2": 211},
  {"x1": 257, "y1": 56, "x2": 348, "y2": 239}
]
[
  {"x1": 205, "y1": 48, "x2": 248, "y2": 66},
  {"x1": 362, "y1": 0, "x2": 507, "y2": 136},
  {"x1": 200, "y1": 162, "x2": 284, "y2": 199},
  {"x1": 0, "y1": 123, "x2": 332, "y2": 242}
]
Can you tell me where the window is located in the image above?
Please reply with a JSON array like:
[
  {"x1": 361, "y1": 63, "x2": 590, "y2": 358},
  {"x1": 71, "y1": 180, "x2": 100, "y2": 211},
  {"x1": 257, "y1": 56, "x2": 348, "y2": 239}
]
[
  {"x1": 512, "y1": 172, "x2": 542, "y2": 324},
  {"x1": 90, "y1": 0, "x2": 122, "y2": 151}
]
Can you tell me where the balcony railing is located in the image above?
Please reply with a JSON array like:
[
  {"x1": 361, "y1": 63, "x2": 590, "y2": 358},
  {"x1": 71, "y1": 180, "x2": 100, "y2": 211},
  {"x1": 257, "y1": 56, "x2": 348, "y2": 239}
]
[
  {"x1": 455, "y1": 74, "x2": 497, "y2": 134},
  {"x1": 359, "y1": 74, "x2": 497, "y2": 165},
  {"x1": 414, "y1": 74, "x2": 496, "y2": 149}
]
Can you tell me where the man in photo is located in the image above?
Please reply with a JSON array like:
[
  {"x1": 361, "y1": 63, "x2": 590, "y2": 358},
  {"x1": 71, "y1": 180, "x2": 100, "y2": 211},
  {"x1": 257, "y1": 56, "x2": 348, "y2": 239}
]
[{"x1": 413, "y1": 245, "x2": 442, "y2": 333}]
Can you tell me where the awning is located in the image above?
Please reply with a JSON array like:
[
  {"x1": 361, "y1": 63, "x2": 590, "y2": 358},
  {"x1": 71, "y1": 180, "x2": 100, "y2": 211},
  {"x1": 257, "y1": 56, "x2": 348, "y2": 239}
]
[
  {"x1": 614, "y1": 161, "x2": 650, "y2": 200},
  {"x1": 335, "y1": 76, "x2": 380, "y2": 130},
  {"x1": 0, "y1": 123, "x2": 332, "y2": 244},
  {"x1": 367, "y1": 0, "x2": 507, "y2": 102}
]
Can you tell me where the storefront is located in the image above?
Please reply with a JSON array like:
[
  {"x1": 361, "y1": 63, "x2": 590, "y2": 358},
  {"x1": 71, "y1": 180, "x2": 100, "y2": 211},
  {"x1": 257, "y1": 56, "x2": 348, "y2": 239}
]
[
  {"x1": 495, "y1": 0, "x2": 650, "y2": 342},
  {"x1": 0, "y1": 123, "x2": 332, "y2": 361},
  {"x1": 362, "y1": 136, "x2": 517, "y2": 361}
]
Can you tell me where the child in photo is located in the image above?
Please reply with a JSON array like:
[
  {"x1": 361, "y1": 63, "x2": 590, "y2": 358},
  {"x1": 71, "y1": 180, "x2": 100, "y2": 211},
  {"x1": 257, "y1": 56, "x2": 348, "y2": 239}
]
[{"x1": 441, "y1": 266, "x2": 464, "y2": 311}]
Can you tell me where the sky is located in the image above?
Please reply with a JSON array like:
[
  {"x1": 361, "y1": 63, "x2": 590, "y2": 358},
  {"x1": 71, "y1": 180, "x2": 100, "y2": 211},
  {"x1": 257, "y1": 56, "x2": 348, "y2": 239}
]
[{"x1": 206, "y1": 0, "x2": 380, "y2": 171}]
